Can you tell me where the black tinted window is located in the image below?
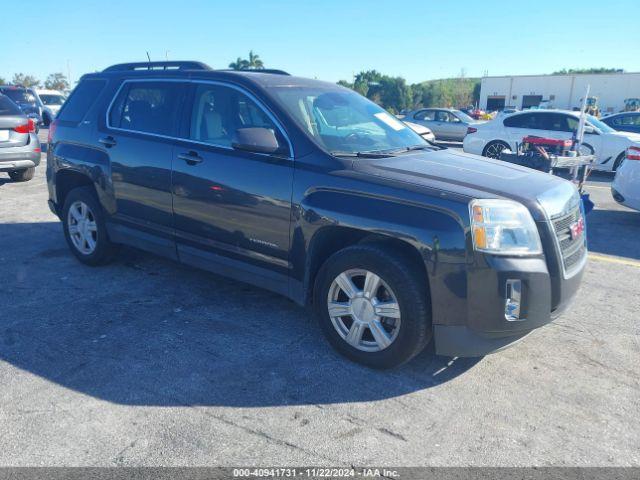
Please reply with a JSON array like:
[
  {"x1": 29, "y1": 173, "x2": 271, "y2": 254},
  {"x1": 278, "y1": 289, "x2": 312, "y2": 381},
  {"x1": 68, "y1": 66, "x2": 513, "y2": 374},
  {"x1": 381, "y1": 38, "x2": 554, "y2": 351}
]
[
  {"x1": 189, "y1": 83, "x2": 284, "y2": 149},
  {"x1": 109, "y1": 82, "x2": 184, "y2": 136},
  {"x1": 58, "y1": 79, "x2": 106, "y2": 123},
  {"x1": 544, "y1": 113, "x2": 575, "y2": 132},
  {"x1": 0, "y1": 95, "x2": 22, "y2": 115},
  {"x1": 503, "y1": 113, "x2": 546, "y2": 129}
]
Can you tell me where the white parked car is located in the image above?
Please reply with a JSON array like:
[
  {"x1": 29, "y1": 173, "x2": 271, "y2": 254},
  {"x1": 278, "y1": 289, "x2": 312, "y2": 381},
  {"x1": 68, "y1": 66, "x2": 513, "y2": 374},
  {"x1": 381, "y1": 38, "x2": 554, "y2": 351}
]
[
  {"x1": 35, "y1": 89, "x2": 66, "y2": 117},
  {"x1": 612, "y1": 147, "x2": 640, "y2": 211},
  {"x1": 463, "y1": 109, "x2": 640, "y2": 172},
  {"x1": 403, "y1": 121, "x2": 436, "y2": 142}
]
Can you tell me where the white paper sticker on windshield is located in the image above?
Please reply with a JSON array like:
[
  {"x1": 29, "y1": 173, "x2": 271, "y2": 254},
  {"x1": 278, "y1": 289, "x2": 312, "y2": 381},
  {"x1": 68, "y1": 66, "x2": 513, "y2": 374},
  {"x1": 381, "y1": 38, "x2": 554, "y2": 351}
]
[{"x1": 374, "y1": 112, "x2": 406, "y2": 131}]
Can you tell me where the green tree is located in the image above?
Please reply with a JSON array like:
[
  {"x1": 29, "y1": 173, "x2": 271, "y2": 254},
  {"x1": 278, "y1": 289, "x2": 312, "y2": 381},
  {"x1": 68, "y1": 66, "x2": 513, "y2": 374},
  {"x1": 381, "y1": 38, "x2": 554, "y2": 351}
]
[
  {"x1": 229, "y1": 51, "x2": 264, "y2": 70},
  {"x1": 0, "y1": 76, "x2": 6, "y2": 85},
  {"x1": 337, "y1": 80, "x2": 353, "y2": 88},
  {"x1": 44, "y1": 73, "x2": 70, "y2": 91},
  {"x1": 229, "y1": 57, "x2": 249, "y2": 70},
  {"x1": 247, "y1": 50, "x2": 264, "y2": 69},
  {"x1": 553, "y1": 67, "x2": 623, "y2": 75},
  {"x1": 11, "y1": 73, "x2": 40, "y2": 88}
]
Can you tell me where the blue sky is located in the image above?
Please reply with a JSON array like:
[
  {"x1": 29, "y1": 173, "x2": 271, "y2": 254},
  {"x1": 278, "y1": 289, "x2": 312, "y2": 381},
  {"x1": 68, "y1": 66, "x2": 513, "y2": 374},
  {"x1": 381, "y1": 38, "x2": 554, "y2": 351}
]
[{"x1": 2, "y1": 0, "x2": 639, "y2": 85}]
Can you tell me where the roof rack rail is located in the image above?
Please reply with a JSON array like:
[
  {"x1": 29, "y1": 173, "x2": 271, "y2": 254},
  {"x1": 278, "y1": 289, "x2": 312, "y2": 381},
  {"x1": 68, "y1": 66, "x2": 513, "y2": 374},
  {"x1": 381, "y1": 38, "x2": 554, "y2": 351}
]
[
  {"x1": 217, "y1": 68, "x2": 291, "y2": 76},
  {"x1": 103, "y1": 61, "x2": 212, "y2": 72}
]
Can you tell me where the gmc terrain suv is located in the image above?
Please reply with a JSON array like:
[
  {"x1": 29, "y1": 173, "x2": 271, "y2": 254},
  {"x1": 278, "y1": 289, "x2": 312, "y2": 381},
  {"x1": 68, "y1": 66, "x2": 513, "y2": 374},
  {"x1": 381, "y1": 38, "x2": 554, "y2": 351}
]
[{"x1": 47, "y1": 61, "x2": 587, "y2": 368}]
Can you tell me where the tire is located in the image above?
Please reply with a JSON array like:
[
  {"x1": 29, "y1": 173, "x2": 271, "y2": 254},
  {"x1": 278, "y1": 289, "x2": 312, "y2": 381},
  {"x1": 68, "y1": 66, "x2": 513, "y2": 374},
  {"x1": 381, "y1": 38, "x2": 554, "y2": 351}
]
[
  {"x1": 62, "y1": 186, "x2": 117, "y2": 266},
  {"x1": 612, "y1": 152, "x2": 626, "y2": 172},
  {"x1": 313, "y1": 244, "x2": 432, "y2": 369},
  {"x1": 482, "y1": 140, "x2": 511, "y2": 159},
  {"x1": 8, "y1": 167, "x2": 35, "y2": 182}
]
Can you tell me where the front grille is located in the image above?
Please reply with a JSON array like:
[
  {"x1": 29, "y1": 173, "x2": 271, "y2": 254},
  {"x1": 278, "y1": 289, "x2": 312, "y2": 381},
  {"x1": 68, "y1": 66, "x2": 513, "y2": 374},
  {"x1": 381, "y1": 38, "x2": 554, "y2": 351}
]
[{"x1": 551, "y1": 206, "x2": 586, "y2": 276}]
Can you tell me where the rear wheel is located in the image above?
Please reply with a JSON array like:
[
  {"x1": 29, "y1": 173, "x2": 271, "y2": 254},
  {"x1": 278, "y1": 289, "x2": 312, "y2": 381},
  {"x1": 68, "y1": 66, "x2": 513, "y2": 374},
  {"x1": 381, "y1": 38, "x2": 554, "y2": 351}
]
[
  {"x1": 8, "y1": 168, "x2": 35, "y2": 182},
  {"x1": 482, "y1": 140, "x2": 511, "y2": 159},
  {"x1": 62, "y1": 186, "x2": 117, "y2": 266},
  {"x1": 314, "y1": 244, "x2": 432, "y2": 368}
]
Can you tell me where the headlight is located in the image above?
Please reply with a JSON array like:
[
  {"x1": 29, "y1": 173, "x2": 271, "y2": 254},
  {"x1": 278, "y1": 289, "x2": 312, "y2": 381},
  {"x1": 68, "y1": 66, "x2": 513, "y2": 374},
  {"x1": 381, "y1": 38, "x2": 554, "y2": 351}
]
[{"x1": 469, "y1": 199, "x2": 542, "y2": 255}]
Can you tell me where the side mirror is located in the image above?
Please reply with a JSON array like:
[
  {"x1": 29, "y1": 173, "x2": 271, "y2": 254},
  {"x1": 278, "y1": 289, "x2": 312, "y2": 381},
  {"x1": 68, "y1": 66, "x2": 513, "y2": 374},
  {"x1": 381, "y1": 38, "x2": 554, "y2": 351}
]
[
  {"x1": 583, "y1": 124, "x2": 598, "y2": 135},
  {"x1": 232, "y1": 127, "x2": 280, "y2": 154}
]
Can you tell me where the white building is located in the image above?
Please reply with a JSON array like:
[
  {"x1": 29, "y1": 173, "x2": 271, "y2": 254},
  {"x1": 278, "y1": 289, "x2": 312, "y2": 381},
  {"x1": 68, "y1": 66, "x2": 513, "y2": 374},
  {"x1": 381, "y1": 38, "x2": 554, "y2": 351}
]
[{"x1": 479, "y1": 72, "x2": 640, "y2": 114}]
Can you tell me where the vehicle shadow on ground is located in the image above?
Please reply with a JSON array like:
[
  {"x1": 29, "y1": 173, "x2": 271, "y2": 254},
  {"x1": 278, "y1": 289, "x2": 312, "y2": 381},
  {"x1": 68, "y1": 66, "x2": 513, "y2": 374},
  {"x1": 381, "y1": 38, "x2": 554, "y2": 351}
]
[
  {"x1": 587, "y1": 208, "x2": 640, "y2": 260},
  {"x1": 0, "y1": 221, "x2": 481, "y2": 407}
]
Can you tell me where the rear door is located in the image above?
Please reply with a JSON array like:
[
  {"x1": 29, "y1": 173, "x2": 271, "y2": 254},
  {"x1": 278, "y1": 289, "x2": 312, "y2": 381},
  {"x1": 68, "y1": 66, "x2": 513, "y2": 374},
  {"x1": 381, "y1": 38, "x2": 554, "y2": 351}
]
[
  {"x1": 100, "y1": 79, "x2": 188, "y2": 257},
  {"x1": 412, "y1": 109, "x2": 438, "y2": 134},
  {"x1": 502, "y1": 112, "x2": 548, "y2": 148},
  {"x1": 171, "y1": 81, "x2": 294, "y2": 292}
]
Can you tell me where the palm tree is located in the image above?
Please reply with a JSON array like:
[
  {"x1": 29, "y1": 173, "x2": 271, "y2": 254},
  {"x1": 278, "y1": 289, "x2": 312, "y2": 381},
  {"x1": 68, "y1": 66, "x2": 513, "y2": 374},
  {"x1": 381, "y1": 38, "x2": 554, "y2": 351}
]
[
  {"x1": 247, "y1": 50, "x2": 264, "y2": 70},
  {"x1": 229, "y1": 57, "x2": 249, "y2": 70}
]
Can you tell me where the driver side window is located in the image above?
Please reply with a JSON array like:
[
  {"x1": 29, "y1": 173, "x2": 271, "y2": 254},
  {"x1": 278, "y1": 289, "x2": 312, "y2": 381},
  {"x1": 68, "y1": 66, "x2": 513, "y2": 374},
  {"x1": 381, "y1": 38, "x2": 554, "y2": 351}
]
[{"x1": 189, "y1": 83, "x2": 284, "y2": 149}]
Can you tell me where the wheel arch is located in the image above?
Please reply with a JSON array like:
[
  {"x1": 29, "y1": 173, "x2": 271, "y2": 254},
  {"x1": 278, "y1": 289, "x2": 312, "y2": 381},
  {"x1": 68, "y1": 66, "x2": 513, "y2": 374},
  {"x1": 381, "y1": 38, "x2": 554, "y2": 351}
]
[
  {"x1": 303, "y1": 226, "x2": 430, "y2": 307},
  {"x1": 54, "y1": 169, "x2": 98, "y2": 216}
]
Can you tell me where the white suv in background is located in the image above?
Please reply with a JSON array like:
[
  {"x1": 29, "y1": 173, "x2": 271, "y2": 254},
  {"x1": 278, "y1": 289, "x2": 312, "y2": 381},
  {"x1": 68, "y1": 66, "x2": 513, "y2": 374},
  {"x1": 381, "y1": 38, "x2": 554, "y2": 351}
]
[{"x1": 463, "y1": 109, "x2": 640, "y2": 172}]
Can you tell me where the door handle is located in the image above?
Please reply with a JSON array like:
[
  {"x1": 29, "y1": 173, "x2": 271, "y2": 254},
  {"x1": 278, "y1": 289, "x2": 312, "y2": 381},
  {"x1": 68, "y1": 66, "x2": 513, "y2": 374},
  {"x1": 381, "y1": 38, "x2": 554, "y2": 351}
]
[
  {"x1": 99, "y1": 136, "x2": 116, "y2": 148},
  {"x1": 178, "y1": 151, "x2": 203, "y2": 165}
]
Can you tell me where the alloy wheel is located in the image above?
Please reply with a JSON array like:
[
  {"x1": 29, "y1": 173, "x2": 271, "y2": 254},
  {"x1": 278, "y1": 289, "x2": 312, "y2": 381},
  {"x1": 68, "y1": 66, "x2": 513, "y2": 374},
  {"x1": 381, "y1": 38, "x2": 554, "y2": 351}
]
[
  {"x1": 485, "y1": 142, "x2": 508, "y2": 159},
  {"x1": 327, "y1": 269, "x2": 401, "y2": 352},
  {"x1": 67, "y1": 201, "x2": 98, "y2": 255}
]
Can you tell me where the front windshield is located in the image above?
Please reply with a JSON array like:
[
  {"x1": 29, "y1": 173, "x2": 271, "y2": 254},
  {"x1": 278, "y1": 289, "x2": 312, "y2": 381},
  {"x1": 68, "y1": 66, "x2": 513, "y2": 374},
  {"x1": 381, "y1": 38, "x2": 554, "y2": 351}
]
[
  {"x1": 587, "y1": 115, "x2": 615, "y2": 134},
  {"x1": 271, "y1": 86, "x2": 428, "y2": 155},
  {"x1": 40, "y1": 94, "x2": 65, "y2": 106},
  {"x1": 453, "y1": 110, "x2": 475, "y2": 123}
]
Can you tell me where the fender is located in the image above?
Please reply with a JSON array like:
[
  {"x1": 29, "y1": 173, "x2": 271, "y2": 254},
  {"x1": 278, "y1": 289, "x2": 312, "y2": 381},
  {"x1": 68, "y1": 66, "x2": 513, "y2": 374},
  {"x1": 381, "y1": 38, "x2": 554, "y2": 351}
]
[
  {"x1": 291, "y1": 185, "x2": 471, "y2": 326},
  {"x1": 48, "y1": 141, "x2": 114, "y2": 215}
]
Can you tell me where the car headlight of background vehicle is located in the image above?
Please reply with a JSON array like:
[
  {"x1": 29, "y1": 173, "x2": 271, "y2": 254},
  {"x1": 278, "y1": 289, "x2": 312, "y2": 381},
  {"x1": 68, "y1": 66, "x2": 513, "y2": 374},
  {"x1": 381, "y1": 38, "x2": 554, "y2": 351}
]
[{"x1": 469, "y1": 199, "x2": 542, "y2": 255}]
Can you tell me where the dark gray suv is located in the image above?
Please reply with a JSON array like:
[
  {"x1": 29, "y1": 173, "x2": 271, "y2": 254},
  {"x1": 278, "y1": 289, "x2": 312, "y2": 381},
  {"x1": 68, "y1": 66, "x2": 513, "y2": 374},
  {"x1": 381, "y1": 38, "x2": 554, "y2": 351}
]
[{"x1": 47, "y1": 61, "x2": 586, "y2": 368}]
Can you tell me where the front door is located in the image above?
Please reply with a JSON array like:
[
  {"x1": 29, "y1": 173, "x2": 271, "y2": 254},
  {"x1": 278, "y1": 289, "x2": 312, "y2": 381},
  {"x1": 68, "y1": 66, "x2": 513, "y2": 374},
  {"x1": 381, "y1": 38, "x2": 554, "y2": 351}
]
[{"x1": 171, "y1": 82, "x2": 294, "y2": 292}]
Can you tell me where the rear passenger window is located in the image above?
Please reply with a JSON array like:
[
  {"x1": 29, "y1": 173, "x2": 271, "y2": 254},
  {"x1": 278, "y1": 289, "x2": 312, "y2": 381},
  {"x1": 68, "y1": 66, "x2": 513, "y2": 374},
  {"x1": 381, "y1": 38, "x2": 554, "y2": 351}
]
[
  {"x1": 109, "y1": 82, "x2": 185, "y2": 136},
  {"x1": 57, "y1": 79, "x2": 106, "y2": 123}
]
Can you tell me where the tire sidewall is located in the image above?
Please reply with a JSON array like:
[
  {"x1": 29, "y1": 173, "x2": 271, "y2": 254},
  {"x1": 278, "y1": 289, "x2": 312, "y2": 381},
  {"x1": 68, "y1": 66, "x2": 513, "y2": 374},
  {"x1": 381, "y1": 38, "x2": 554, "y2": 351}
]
[
  {"x1": 62, "y1": 187, "x2": 113, "y2": 266},
  {"x1": 8, "y1": 168, "x2": 35, "y2": 182},
  {"x1": 314, "y1": 246, "x2": 431, "y2": 369}
]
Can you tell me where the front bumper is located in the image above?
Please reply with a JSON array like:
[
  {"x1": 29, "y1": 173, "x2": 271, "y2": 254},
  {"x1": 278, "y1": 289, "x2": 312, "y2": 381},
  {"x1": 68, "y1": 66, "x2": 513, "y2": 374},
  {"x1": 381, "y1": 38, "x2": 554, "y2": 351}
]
[{"x1": 434, "y1": 253, "x2": 585, "y2": 357}]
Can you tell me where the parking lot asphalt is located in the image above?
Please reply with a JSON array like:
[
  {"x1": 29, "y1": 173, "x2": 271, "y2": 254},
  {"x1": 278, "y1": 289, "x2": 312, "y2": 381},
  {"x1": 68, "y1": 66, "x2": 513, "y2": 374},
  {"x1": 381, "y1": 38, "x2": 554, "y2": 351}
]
[{"x1": 0, "y1": 130, "x2": 638, "y2": 466}]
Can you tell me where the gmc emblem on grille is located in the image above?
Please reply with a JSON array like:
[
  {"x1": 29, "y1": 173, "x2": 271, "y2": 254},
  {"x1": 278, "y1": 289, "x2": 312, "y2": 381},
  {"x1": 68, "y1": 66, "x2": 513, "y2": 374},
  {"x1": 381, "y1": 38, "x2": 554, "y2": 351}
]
[{"x1": 570, "y1": 217, "x2": 585, "y2": 240}]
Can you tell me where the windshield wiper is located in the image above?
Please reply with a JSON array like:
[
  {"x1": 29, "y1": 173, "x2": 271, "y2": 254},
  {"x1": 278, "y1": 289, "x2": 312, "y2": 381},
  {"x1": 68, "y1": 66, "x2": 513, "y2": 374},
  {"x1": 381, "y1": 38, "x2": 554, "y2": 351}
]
[{"x1": 331, "y1": 151, "x2": 397, "y2": 158}]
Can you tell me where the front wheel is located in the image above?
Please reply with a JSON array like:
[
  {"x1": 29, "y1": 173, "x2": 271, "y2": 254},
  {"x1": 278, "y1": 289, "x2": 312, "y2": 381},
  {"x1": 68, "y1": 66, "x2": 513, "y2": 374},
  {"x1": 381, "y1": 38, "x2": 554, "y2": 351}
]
[
  {"x1": 314, "y1": 244, "x2": 432, "y2": 368},
  {"x1": 8, "y1": 167, "x2": 35, "y2": 182}
]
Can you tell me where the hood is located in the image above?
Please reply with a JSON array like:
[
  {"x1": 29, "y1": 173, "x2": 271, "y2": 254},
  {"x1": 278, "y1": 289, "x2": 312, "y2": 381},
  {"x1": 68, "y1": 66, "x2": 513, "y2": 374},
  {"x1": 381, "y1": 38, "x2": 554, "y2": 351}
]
[{"x1": 352, "y1": 148, "x2": 576, "y2": 221}]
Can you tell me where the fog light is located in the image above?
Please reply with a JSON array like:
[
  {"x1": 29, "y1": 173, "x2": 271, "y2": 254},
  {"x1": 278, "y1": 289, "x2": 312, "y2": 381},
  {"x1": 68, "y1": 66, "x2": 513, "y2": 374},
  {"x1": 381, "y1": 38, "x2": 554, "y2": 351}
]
[{"x1": 505, "y1": 279, "x2": 522, "y2": 321}]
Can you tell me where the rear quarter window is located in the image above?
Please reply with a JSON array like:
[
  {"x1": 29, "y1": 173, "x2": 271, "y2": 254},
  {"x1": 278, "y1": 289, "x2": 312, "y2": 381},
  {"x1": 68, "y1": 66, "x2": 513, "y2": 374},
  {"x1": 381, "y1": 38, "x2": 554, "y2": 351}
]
[{"x1": 57, "y1": 79, "x2": 107, "y2": 123}]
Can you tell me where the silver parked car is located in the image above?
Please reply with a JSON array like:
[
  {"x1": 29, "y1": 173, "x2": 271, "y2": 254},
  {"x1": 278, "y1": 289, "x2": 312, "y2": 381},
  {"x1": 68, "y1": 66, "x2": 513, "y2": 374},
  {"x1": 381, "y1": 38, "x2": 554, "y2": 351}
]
[
  {"x1": 403, "y1": 107, "x2": 480, "y2": 141},
  {"x1": 0, "y1": 94, "x2": 41, "y2": 182}
]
